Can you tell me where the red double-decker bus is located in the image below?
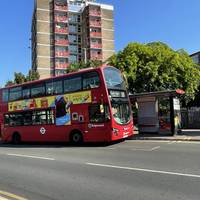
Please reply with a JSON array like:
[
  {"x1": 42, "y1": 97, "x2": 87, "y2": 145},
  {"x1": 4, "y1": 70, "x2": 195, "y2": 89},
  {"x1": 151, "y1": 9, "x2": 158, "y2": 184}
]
[{"x1": 0, "y1": 66, "x2": 134, "y2": 144}]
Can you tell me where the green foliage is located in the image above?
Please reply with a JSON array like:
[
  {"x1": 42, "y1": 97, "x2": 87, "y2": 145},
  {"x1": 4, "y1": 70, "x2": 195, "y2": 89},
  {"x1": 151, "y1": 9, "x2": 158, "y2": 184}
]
[
  {"x1": 26, "y1": 69, "x2": 40, "y2": 81},
  {"x1": 5, "y1": 80, "x2": 15, "y2": 87},
  {"x1": 14, "y1": 72, "x2": 26, "y2": 84},
  {"x1": 66, "y1": 60, "x2": 103, "y2": 73},
  {"x1": 5, "y1": 69, "x2": 40, "y2": 87},
  {"x1": 108, "y1": 42, "x2": 200, "y2": 101}
]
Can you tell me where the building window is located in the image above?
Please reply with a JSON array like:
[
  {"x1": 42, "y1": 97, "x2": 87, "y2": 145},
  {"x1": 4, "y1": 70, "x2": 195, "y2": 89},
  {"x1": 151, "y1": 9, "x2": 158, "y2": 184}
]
[
  {"x1": 69, "y1": 45, "x2": 78, "y2": 53},
  {"x1": 69, "y1": 55, "x2": 77, "y2": 63},
  {"x1": 69, "y1": 24, "x2": 77, "y2": 33},
  {"x1": 69, "y1": 34, "x2": 77, "y2": 43},
  {"x1": 55, "y1": 46, "x2": 68, "y2": 52},
  {"x1": 69, "y1": 14, "x2": 78, "y2": 22}
]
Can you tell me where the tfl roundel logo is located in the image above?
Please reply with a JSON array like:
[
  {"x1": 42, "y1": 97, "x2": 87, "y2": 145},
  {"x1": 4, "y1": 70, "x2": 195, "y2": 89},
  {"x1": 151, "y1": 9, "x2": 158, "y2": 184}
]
[{"x1": 40, "y1": 127, "x2": 46, "y2": 135}]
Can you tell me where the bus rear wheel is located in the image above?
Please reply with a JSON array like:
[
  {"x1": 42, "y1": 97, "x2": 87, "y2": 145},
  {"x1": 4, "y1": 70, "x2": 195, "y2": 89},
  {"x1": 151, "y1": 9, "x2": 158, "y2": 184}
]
[
  {"x1": 70, "y1": 131, "x2": 83, "y2": 145},
  {"x1": 12, "y1": 132, "x2": 21, "y2": 144}
]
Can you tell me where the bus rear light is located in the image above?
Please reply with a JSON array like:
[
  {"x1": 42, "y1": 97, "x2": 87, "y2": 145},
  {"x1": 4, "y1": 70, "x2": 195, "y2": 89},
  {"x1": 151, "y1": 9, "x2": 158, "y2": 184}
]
[{"x1": 113, "y1": 128, "x2": 119, "y2": 136}]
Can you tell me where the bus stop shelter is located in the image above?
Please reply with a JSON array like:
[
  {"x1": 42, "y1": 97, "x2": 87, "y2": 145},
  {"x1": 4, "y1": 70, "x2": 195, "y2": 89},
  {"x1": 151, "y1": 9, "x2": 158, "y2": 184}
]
[{"x1": 129, "y1": 90, "x2": 185, "y2": 135}]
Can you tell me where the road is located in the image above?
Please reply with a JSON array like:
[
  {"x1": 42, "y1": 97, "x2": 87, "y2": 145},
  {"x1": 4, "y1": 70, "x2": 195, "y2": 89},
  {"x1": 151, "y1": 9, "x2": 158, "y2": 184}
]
[{"x1": 0, "y1": 140, "x2": 200, "y2": 200}]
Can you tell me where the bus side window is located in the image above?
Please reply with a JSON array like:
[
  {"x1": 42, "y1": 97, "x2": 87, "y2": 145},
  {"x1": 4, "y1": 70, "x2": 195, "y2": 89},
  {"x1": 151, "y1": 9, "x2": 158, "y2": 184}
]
[
  {"x1": 9, "y1": 87, "x2": 22, "y2": 101},
  {"x1": 22, "y1": 88, "x2": 30, "y2": 99},
  {"x1": 64, "y1": 76, "x2": 82, "y2": 93},
  {"x1": 2, "y1": 89, "x2": 9, "y2": 102},
  {"x1": 4, "y1": 114, "x2": 9, "y2": 126},
  {"x1": 31, "y1": 84, "x2": 45, "y2": 98},
  {"x1": 83, "y1": 72, "x2": 100, "y2": 89},
  {"x1": 46, "y1": 80, "x2": 63, "y2": 95}
]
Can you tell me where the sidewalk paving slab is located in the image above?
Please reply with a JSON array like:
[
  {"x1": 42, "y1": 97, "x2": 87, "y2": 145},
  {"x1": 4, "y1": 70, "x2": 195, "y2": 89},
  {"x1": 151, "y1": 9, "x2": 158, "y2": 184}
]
[{"x1": 129, "y1": 129, "x2": 200, "y2": 141}]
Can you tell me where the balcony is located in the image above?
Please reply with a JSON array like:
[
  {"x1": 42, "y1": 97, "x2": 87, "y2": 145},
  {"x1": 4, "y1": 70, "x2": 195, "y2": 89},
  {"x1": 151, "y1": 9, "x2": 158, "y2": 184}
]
[
  {"x1": 54, "y1": 3, "x2": 68, "y2": 11},
  {"x1": 55, "y1": 27, "x2": 68, "y2": 34},
  {"x1": 55, "y1": 39, "x2": 69, "y2": 46},
  {"x1": 90, "y1": 32, "x2": 102, "y2": 38},
  {"x1": 90, "y1": 53, "x2": 103, "y2": 60},
  {"x1": 55, "y1": 51, "x2": 69, "y2": 58},
  {"x1": 89, "y1": 21, "x2": 101, "y2": 27},
  {"x1": 54, "y1": 15, "x2": 68, "y2": 23},
  {"x1": 90, "y1": 43, "x2": 102, "y2": 49},
  {"x1": 89, "y1": 10, "x2": 101, "y2": 17},
  {"x1": 55, "y1": 63, "x2": 70, "y2": 69}
]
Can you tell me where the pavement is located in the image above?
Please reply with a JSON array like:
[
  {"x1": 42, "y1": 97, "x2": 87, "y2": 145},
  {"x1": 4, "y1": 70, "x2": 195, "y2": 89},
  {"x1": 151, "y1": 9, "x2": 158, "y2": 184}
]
[{"x1": 131, "y1": 129, "x2": 200, "y2": 141}]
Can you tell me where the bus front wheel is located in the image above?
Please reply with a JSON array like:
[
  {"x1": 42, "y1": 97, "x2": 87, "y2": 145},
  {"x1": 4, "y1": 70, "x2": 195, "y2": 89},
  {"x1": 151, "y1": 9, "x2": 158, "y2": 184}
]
[
  {"x1": 70, "y1": 131, "x2": 83, "y2": 145},
  {"x1": 12, "y1": 132, "x2": 21, "y2": 144}
]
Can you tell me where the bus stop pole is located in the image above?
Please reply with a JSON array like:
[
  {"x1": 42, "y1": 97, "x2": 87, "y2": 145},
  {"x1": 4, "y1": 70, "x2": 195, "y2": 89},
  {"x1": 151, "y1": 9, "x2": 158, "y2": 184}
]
[{"x1": 170, "y1": 96, "x2": 175, "y2": 135}]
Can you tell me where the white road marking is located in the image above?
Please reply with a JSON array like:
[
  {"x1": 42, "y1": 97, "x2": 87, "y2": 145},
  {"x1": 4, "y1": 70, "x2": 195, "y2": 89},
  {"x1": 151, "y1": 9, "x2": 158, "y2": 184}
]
[
  {"x1": 97, "y1": 147, "x2": 116, "y2": 150},
  {"x1": 150, "y1": 146, "x2": 160, "y2": 151},
  {"x1": 130, "y1": 146, "x2": 160, "y2": 151},
  {"x1": 168, "y1": 140, "x2": 200, "y2": 145},
  {"x1": 168, "y1": 141, "x2": 177, "y2": 144},
  {"x1": 130, "y1": 148, "x2": 150, "y2": 151},
  {"x1": 86, "y1": 163, "x2": 200, "y2": 179},
  {"x1": 7, "y1": 153, "x2": 55, "y2": 161},
  {"x1": 127, "y1": 140, "x2": 170, "y2": 143},
  {"x1": 178, "y1": 141, "x2": 200, "y2": 144}
]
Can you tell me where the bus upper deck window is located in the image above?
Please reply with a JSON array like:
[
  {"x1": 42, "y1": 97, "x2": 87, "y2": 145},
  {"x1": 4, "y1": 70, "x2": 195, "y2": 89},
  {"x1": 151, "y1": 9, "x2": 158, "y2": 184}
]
[
  {"x1": 83, "y1": 72, "x2": 100, "y2": 89},
  {"x1": 2, "y1": 89, "x2": 9, "y2": 102}
]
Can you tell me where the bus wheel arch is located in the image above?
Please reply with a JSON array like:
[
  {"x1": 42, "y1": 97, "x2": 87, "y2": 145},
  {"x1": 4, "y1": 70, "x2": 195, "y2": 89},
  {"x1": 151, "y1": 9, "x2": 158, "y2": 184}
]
[
  {"x1": 69, "y1": 129, "x2": 83, "y2": 144},
  {"x1": 12, "y1": 132, "x2": 21, "y2": 144}
]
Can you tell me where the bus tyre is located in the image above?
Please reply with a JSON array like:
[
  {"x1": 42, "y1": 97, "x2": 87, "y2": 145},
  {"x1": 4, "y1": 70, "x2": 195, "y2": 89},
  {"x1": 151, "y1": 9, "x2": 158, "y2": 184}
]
[
  {"x1": 12, "y1": 133, "x2": 21, "y2": 145},
  {"x1": 70, "y1": 131, "x2": 83, "y2": 145}
]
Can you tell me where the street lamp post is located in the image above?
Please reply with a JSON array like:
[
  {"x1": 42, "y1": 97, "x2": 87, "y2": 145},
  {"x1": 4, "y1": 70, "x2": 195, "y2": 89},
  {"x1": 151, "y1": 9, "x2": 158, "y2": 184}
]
[{"x1": 83, "y1": 48, "x2": 87, "y2": 64}]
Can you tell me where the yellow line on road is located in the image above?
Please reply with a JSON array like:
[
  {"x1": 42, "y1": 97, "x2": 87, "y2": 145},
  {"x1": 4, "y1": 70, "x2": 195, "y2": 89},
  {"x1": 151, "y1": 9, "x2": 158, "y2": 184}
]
[
  {"x1": 0, "y1": 190, "x2": 28, "y2": 200},
  {"x1": 0, "y1": 195, "x2": 9, "y2": 200}
]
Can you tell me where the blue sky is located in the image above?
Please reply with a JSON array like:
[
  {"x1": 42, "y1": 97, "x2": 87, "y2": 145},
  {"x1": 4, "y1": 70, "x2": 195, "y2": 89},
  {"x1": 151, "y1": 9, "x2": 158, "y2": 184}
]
[{"x1": 0, "y1": 0, "x2": 200, "y2": 87}]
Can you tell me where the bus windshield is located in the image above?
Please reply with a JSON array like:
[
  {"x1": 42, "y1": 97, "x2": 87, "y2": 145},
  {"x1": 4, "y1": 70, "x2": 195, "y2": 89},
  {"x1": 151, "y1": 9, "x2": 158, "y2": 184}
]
[
  {"x1": 103, "y1": 67, "x2": 126, "y2": 90},
  {"x1": 111, "y1": 102, "x2": 131, "y2": 125}
]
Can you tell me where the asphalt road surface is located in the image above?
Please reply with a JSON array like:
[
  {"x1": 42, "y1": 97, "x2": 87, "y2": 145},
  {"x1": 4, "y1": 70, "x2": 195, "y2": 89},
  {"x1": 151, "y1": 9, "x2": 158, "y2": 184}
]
[{"x1": 0, "y1": 140, "x2": 200, "y2": 200}]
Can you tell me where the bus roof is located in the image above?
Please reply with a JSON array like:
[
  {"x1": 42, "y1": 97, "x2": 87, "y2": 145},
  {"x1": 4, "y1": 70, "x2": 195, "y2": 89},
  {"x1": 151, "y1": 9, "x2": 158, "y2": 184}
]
[{"x1": 1, "y1": 64, "x2": 113, "y2": 90}]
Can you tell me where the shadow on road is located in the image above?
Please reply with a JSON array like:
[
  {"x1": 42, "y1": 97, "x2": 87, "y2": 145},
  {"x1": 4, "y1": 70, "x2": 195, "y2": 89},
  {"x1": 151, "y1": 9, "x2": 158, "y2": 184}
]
[{"x1": 0, "y1": 139, "x2": 125, "y2": 148}]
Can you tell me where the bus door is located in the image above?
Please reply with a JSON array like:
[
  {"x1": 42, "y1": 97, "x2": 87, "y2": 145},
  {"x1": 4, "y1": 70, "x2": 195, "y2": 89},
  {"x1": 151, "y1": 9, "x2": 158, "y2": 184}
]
[{"x1": 87, "y1": 104, "x2": 110, "y2": 141}]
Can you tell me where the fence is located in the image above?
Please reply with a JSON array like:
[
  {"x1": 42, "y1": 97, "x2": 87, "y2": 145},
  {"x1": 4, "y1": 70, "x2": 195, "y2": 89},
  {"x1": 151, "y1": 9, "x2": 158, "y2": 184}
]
[{"x1": 181, "y1": 107, "x2": 200, "y2": 128}]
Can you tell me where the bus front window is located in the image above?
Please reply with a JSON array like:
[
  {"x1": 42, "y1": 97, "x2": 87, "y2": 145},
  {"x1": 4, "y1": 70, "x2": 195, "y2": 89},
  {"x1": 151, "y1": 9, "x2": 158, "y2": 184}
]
[
  {"x1": 104, "y1": 67, "x2": 126, "y2": 90},
  {"x1": 111, "y1": 103, "x2": 131, "y2": 125}
]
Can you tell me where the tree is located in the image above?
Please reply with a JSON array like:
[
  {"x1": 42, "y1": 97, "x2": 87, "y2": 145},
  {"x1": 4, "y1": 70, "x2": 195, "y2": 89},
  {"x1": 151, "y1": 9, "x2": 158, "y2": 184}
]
[
  {"x1": 66, "y1": 60, "x2": 103, "y2": 73},
  {"x1": 4, "y1": 70, "x2": 40, "y2": 87},
  {"x1": 14, "y1": 72, "x2": 26, "y2": 84},
  {"x1": 26, "y1": 69, "x2": 40, "y2": 81},
  {"x1": 108, "y1": 42, "x2": 200, "y2": 101},
  {"x1": 5, "y1": 80, "x2": 14, "y2": 87}
]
